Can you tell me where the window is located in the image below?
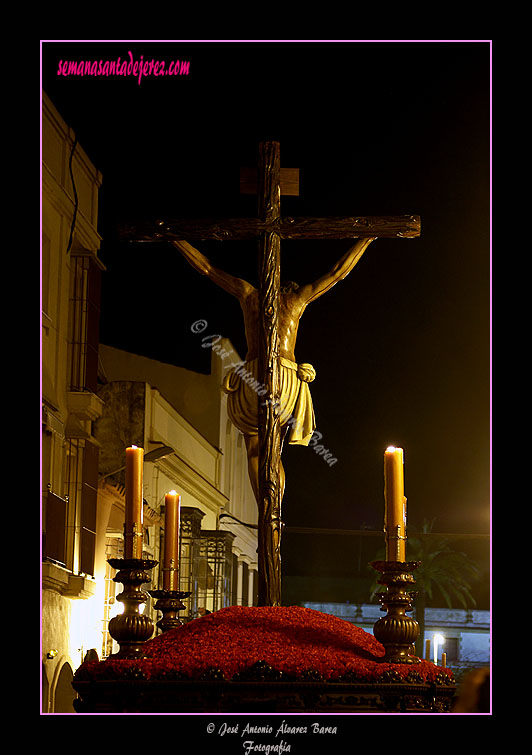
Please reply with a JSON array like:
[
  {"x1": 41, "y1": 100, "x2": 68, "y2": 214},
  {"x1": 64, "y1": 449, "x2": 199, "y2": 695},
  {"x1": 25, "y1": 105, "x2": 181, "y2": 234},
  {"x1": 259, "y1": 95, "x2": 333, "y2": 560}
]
[
  {"x1": 179, "y1": 508, "x2": 236, "y2": 620},
  {"x1": 79, "y1": 442, "x2": 98, "y2": 576},
  {"x1": 241, "y1": 561, "x2": 249, "y2": 607},
  {"x1": 63, "y1": 438, "x2": 98, "y2": 577},
  {"x1": 43, "y1": 490, "x2": 67, "y2": 566},
  {"x1": 101, "y1": 537, "x2": 124, "y2": 658},
  {"x1": 68, "y1": 252, "x2": 101, "y2": 393},
  {"x1": 42, "y1": 234, "x2": 51, "y2": 316},
  {"x1": 197, "y1": 531, "x2": 236, "y2": 613},
  {"x1": 445, "y1": 637, "x2": 460, "y2": 664}
]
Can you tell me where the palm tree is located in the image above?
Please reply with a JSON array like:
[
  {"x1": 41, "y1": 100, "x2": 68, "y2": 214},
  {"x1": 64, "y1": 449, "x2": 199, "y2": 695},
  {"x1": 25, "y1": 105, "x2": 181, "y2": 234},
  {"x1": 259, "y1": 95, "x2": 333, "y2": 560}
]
[{"x1": 369, "y1": 519, "x2": 481, "y2": 658}]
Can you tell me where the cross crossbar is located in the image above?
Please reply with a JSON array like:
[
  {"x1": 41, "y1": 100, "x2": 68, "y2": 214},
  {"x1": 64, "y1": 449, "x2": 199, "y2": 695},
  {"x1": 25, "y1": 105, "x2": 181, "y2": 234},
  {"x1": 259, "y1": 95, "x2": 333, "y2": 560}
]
[{"x1": 122, "y1": 214, "x2": 420, "y2": 243}]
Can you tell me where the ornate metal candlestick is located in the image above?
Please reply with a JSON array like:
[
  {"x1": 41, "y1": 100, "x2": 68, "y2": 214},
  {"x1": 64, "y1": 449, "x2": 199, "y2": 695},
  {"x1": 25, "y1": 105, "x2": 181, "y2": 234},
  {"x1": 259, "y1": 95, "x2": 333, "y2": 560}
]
[
  {"x1": 370, "y1": 560, "x2": 421, "y2": 664},
  {"x1": 108, "y1": 557, "x2": 158, "y2": 658},
  {"x1": 148, "y1": 588, "x2": 192, "y2": 632}
]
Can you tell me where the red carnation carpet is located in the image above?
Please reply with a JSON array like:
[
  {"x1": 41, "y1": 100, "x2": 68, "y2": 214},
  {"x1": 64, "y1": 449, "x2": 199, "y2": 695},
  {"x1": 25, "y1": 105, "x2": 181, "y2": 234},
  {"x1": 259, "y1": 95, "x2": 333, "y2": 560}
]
[{"x1": 79, "y1": 605, "x2": 452, "y2": 684}]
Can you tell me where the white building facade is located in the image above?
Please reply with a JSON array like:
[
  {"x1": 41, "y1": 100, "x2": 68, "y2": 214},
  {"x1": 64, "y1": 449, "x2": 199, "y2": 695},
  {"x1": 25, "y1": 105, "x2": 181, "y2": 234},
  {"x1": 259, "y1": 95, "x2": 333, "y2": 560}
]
[
  {"x1": 301, "y1": 601, "x2": 490, "y2": 672},
  {"x1": 41, "y1": 93, "x2": 258, "y2": 713}
]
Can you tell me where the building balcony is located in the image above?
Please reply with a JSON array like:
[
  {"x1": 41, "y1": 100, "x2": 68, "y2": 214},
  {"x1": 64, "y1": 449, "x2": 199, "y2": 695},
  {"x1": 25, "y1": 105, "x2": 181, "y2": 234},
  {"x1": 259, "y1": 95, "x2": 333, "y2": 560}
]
[
  {"x1": 67, "y1": 390, "x2": 104, "y2": 421},
  {"x1": 42, "y1": 560, "x2": 96, "y2": 599}
]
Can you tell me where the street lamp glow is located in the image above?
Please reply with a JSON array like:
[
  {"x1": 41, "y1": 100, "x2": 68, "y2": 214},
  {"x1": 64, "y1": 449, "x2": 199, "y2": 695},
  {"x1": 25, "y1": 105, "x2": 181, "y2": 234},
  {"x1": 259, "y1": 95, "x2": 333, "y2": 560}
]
[{"x1": 433, "y1": 633, "x2": 445, "y2": 664}]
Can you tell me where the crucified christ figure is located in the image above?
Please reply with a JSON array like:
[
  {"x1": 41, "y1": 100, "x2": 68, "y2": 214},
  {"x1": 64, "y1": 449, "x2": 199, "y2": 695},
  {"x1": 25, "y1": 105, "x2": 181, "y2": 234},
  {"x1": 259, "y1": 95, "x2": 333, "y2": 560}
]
[{"x1": 172, "y1": 236, "x2": 376, "y2": 506}]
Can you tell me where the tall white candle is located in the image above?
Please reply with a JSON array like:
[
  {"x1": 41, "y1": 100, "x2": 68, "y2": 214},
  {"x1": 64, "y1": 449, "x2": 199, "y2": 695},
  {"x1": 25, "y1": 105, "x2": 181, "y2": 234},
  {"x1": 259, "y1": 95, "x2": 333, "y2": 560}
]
[
  {"x1": 163, "y1": 491, "x2": 181, "y2": 590},
  {"x1": 384, "y1": 446, "x2": 407, "y2": 561},
  {"x1": 125, "y1": 445, "x2": 144, "y2": 558}
]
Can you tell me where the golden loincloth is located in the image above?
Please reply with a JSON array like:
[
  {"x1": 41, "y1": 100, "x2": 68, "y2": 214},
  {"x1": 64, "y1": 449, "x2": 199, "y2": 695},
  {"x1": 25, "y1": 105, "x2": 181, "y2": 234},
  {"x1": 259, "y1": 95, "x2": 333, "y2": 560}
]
[{"x1": 222, "y1": 357, "x2": 316, "y2": 446}]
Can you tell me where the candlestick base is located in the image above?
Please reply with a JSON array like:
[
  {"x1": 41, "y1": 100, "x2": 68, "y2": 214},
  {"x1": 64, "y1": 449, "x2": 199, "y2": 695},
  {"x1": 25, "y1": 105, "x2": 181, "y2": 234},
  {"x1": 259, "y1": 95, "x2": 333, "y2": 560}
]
[
  {"x1": 370, "y1": 560, "x2": 421, "y2": 664},
  {"x1": 108, "y1": 558, "x2": 158, "y2": 658},
  {"x1": 148, "y1": 589, "x2": 192, "y2": 632}
]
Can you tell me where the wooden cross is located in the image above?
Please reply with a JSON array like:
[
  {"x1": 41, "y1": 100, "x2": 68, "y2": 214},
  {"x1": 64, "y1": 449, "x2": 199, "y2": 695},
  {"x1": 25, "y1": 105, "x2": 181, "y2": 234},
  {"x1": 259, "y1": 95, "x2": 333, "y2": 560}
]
[{"x1": 121, "y1": 141, "x2": 420, "y2": 607}]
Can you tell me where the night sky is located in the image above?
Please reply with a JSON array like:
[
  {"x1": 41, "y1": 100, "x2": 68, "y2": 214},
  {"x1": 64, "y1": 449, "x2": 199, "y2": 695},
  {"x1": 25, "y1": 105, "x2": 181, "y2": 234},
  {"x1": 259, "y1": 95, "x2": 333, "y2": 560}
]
[{"x1": 41, "y1": 41, "x2": 491, "y2": 604}]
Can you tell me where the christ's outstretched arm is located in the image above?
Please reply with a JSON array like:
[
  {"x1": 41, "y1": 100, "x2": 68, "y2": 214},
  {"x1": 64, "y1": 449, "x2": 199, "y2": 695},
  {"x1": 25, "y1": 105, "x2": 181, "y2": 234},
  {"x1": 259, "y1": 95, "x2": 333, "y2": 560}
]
[
  {"x1": 172, "y1": 240, "x2": 254, "y2": 302},
  {"x1": 296, "y1": 237, "x2": 377, "y2": 309}
]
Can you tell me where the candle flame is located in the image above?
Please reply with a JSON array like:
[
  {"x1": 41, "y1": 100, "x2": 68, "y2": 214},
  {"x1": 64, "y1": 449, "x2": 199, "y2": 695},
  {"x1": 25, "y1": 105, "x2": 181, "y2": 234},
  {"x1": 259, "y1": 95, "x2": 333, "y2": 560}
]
[
  {"x1": 168, "y1": 490, "x2": 177, "y2": 495},
  {"x1": 385, "y1": 445, "x2": 404, "y2": 461}
]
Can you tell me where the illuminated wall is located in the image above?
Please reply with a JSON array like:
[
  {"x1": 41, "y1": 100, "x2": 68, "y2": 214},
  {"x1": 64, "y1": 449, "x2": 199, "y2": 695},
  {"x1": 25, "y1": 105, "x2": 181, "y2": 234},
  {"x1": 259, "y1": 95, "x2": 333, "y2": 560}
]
[{"x1": 41, "y1": 92, "x2": 104, "y2": 712}]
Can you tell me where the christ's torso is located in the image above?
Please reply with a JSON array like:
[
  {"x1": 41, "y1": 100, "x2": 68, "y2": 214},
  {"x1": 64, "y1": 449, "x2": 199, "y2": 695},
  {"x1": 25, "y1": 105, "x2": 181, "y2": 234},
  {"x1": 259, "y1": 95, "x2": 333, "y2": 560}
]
[{"x1": 241, "y1": 289, "x2": 303, "y2": 363}]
